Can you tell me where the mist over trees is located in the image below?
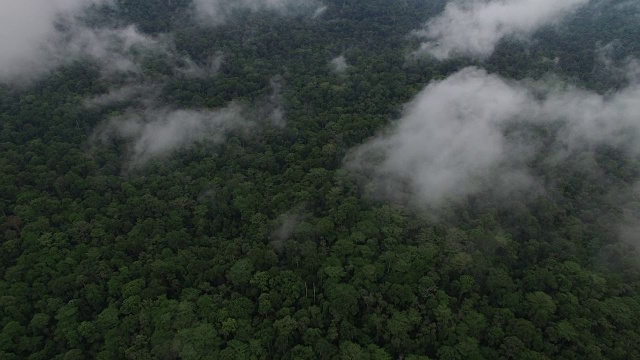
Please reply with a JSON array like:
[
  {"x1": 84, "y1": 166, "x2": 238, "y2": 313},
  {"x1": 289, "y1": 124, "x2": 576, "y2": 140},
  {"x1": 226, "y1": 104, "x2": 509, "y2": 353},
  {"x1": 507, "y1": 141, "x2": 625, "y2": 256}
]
[{"x1": 1, "y1": 0, "x2": 640, "y2": 359}]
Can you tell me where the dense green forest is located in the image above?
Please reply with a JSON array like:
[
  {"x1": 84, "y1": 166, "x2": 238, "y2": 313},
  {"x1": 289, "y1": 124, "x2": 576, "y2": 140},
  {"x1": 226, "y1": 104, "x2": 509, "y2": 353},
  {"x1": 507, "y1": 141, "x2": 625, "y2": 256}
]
[{"x1": 2, "y1": 0, "x2": 640, "y2": 359}]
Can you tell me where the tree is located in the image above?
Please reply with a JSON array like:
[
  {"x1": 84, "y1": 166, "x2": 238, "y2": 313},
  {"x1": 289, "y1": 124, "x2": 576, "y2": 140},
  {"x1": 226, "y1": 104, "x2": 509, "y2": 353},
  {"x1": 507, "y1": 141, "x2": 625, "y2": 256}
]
[
  {"x1": 228, "y1": 259, "x2": 255, "y2": 287},
  {"x1": 525, "y1": 291, "x2": 557, "y2": 327}
]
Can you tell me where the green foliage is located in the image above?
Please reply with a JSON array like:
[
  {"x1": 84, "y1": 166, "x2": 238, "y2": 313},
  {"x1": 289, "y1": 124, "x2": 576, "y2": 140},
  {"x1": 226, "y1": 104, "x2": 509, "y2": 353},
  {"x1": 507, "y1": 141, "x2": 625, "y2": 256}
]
[{"x1": 1, "y1": 0, "x2": 640, "y2": 359}]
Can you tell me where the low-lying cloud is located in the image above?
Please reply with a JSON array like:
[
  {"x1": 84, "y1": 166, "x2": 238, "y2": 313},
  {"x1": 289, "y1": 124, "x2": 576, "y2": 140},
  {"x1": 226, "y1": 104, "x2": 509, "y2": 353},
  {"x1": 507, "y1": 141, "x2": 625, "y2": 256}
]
[
  {"x1": 617, "y1": 182, "x2": 640, "y2": 251},
  {"x1": 347, "y1": 68, "x2": 537, "y2": 207},
  {"x1": 0, "y1": 0, "x2": 106, "y2": 81},
  {"x1": 595, "y1": 42, "x2": 640, "y2": 85},
  {"x1": 312, "y1": 5, "x2": 328, "y2": 19},
  {"x1": 416, "y1": 0, "x2": 589, "y2": 60},
  {"x1": 193, "y1": 0, "x2": 322, "y2": 25},
  {"x1": 83, "y1": 83, "x2": 161, "y2": 109},
  {"x1": 330, "y1": 55, "x2": 349, "y2": 73},
  {"x1": 62, "y1": 25, "x2": 160, "y2": 75},
  {"x1": 346, "y1": 66, "x2": 640, "y2": 209},
  {"x1": 95, "y1": 104, "x2": 252, "y2": 167},
  {"x1": 90, "y1": 78, "x2": 287, "y2": 167},
  {"x1": 0, "y1": 0, "x2": 214, "y2": 83}
]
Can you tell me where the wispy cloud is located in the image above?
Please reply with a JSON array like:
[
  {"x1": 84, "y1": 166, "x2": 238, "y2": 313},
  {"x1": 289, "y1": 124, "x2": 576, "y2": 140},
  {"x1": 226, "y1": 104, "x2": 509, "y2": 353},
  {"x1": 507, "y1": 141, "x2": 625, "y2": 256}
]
[
  {"x1": 192, "y1": 0, "x2": 323, "y2": 25},
  {"x1": 312, "y1": 5, "x2": 328, "y2": 19},
  {"x1": 415, "y1": 0, "x2": 589, "y2": 60},
  {"x1": 0, "y1": 0, "x2": 216, "y2": 84},
  {"x1": 90, "y1": 78, "x2": 287, "y2": 167},
  {"x1": 346, "y1": 66, "x2": 640, "y2": 210},
  {"x1": 83, "y1": 83, "x2": 161, "y2": 109},
  {"x1": 95, "y1": 103, "x2": 252, "y2": 167},
  {"x1": 329, "y1": 55, "x2": 349, "y2": 73},
  {"x1": 0, "y1": 0, "x2": 108, "y2": 81}
]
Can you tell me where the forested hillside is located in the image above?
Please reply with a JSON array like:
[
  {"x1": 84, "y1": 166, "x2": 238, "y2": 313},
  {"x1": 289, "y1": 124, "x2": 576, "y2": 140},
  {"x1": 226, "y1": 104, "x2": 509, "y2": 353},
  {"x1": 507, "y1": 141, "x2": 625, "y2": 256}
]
[{"x1": 1, "y1": 0, "x2": 640, "y2": 359}]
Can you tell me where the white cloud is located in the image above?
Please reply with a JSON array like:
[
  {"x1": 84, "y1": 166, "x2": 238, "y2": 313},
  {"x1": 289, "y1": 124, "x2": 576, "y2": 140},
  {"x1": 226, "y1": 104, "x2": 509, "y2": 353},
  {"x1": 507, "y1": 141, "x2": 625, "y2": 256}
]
[
  {"x1": 193, "y1": 0, "x2": 322, "y2": 25},
  {"x1": 540, "y1": 81, "x2": 640, "y2": 154},
  {"x1": 312, "y1": 5, "x2": 328, "y2": 19},
  {"x1": 347, "y1": 67, "x2": 536, "y2": 207},
  {"x1": 83, "y1": 83, "x2": 161, "y2": 109},
  {"x1": 330, "y1": 55, "x2": 349, "y2": 73},
  {"x1": 175, "y1": 52, "x2": 226, "y2": 79},
  {"x1": 416, "y1": 0, "x2": 589, "y2": 60},
  {"x1": 0, "y1": 0, "x2": 109, "y2": 81},
  {"x1": 0, "y1": 0, "x2": 213, "y2": 83},
  {"x1": 97, "y1": 103, "x2": 252, "y2": 166},
  {"x1": 346, "y1": 66, "x2": 640, "y2": 209},
  {"x1": 62, "y1": 25, "x2": 161, "y2": 76},
  {"x1": 595, "y1": 42, "x2": 640, "y2": 84},
  {"x1": 91, "y1": 78, "x2": 287, "y2": 167}
]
